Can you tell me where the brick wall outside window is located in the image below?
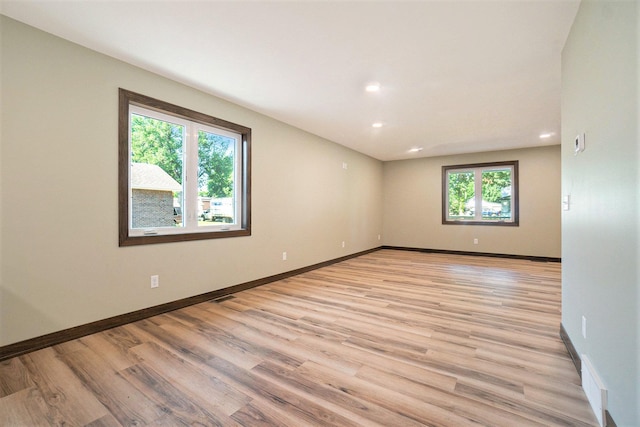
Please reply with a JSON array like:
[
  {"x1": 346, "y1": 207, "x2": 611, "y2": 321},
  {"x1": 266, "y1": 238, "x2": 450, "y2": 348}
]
[{"x1": 132, "y1": 189, "x2": 175, "y2": 228}]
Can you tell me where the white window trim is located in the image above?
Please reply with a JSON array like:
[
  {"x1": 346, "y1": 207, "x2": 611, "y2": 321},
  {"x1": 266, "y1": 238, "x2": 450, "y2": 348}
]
[{"x1": 128, "y1": 105, "x2": 243, "y2": 237}]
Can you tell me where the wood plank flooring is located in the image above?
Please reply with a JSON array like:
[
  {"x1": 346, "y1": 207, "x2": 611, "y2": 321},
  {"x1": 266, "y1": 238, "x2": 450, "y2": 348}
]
[{"x1": 0, "y1": 250, "x2": 598, "y2": 426}]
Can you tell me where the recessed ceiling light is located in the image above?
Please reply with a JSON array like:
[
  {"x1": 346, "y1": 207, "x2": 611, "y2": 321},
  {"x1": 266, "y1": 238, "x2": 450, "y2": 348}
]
[
  {"x1": 372, "y1": 122, "x2": 383, "y2": 128},
  {"x1": 539, "y1": 132, "x2": 554, "y2": 139},
  {"x1": 365, "y1": 82, "x2": 380, "y2": 92},
  {"x1": 409, "y1": 147, "x2": 423, "y2": 153}
]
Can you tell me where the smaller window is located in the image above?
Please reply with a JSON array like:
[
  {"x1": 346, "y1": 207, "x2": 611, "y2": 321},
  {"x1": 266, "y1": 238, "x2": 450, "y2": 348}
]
[{"x1": 442, "y1": 161, "x2": 518, "y2": 226}]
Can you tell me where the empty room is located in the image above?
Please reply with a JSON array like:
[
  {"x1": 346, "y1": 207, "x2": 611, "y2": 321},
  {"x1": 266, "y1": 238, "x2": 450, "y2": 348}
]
[{"x1": 0, "y1": 1, "x2": 638, "y2": 426}]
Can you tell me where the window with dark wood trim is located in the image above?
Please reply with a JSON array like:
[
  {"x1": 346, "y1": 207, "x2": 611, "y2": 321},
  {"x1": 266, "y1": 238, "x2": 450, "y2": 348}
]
[
  {"x1": 442, "y1": 161, "x2": 518, "y2": 226},
  {"x1": 119, "y1": 88, "x2": 251, "y2": 246}
]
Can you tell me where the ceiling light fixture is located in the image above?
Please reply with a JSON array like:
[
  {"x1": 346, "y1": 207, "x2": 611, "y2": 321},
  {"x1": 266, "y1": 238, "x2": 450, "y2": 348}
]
[
  {"x1": 372, "y1": 122, "x2": 383, "y2": 128},
  {"x1": 539, "y1": 132, "x2": 554, "y2": 139},
  {"x1": 365, "y1": 82, "x2": 381, "y2": 92},
  {"x1": 409, "y1": 147, "x2": 423, "y2": 153}
]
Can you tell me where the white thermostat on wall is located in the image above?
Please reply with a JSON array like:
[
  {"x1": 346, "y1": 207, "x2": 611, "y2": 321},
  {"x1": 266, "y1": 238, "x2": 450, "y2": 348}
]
[{"x1": 574, "y1": 133, "x2": 585, "y2": 154}]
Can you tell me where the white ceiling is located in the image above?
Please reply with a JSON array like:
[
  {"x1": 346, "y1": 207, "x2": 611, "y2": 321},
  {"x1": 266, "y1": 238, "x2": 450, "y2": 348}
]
[{"x1": 1, "y1": 0, "x2": 579, "y2": 161}]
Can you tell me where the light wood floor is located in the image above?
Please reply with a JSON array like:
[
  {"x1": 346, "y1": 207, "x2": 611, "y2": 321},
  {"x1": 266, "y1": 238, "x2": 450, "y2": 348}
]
[{"x1": 1, "y1": 250, "x2": 597, "y2": 426}]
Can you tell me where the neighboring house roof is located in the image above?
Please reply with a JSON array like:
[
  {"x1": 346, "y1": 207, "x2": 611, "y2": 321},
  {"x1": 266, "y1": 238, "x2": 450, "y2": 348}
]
[{"x1": 131, "y1": 163, "x2": 181, "y2": 192}]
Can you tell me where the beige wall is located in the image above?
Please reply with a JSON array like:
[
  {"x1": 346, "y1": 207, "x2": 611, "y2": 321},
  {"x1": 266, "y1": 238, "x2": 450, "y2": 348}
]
[
  {"x1": 561, "y1": 1, "x2": 638, "y2": 424},
  {"x1": 382, "y1": 146, "x2": 561, "y2": 258},
  {"x1": 0, "y1": 17, "x2": 383, "y2": 346}
]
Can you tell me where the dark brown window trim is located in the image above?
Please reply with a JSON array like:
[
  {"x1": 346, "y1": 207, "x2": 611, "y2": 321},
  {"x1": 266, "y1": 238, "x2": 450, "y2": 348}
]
[
  {"x1": 118, "y1": 88, "x2": 251, "y2": 246},
  {"x1": 442, "y1": 160, "x2": 519, "y2": 227}
]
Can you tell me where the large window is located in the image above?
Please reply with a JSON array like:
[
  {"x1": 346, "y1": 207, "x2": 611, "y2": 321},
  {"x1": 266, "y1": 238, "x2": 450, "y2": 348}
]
[
  {"x1": 442, "y1": 161, "x2": 518, "y2": 226},
  {"x1": 119, "y1": 89, "x2": 251, "y2": 246}
]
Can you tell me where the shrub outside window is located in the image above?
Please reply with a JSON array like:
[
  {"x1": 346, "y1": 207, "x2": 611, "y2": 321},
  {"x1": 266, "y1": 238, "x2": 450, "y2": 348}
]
[
  {"x1": 119, "y1": 89, "x2": 251, "y2": 246},
  {"x1": 442, "y1": 161, "x2": 518, "y2": 226}
]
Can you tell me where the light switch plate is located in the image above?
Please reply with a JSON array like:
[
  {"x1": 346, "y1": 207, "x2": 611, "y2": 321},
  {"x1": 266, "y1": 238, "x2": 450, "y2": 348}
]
[{"x1": 575, "y1": 133, "x2": 585, "y2": 154}]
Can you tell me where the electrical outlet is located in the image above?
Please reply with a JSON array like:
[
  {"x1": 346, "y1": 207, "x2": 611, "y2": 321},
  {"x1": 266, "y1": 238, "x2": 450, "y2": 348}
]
[
  {"x1": 342, "y1": 241, "x2": 346, "y2": 248},
  {"x1": 150, "y1": 275, "x2": 159, "y2": 289},
  {"x1": 582, "y1": 315, "x2": 587, "y2": 339},
  {"x1": 473, "y1": 238, "x2": 479, "y2": 245},
  {"x1": 282, "y1": 251, "x2": 287, "y2": 261},
  {"x1": 378, "y1": 234, "x2": 381, "y2": 241}
]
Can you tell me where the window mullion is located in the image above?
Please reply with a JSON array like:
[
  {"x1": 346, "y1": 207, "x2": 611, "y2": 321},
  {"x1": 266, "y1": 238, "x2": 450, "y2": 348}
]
[
  {"x1": 184, "y1": 123, "x2": 198, "y2": 229},
  {"x1": 474, "y1": 170, "x2": 483, "y2": 221}
]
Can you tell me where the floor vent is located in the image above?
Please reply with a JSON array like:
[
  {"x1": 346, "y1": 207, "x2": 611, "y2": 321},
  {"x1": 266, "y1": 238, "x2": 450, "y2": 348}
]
[
  {"x1": 581, "y1": 355, "x2": 608, "y2": 426},
  {"x1": 212, "y1": 295, "x2": 235, "y2": 303}
]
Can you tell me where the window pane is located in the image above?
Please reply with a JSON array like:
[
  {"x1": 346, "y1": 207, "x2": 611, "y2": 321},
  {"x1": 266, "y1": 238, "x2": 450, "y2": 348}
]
[
  {"x1": 130, "y1": 113, "x2": 184, "y2": 229},
  {"x1": 448, "y1": 171, "x2": 475, "y2": 220},
  {"x1": 197, "y1": 130, "x2": 236, "y2": 227},
  {"x1": 481, "y1": 169, "x2": 512, "y2": 221}
]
